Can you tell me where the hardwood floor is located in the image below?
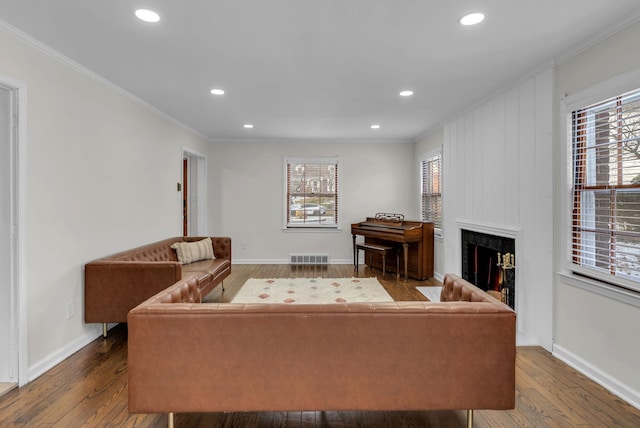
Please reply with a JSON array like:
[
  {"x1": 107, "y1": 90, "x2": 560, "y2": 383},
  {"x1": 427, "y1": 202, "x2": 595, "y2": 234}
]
[{"x1": 1, "y1": 264, "x2": 639, "y2": 427}]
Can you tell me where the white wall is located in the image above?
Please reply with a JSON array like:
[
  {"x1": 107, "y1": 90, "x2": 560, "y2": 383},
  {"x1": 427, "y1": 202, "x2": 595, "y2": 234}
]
[
  {"x1": 0, "y1": 28, "x2": 210, "y2": 380},
  {"x1": 414, "y1": 129, "x2": 444, "y2": 280},
  {"x1": 208, "y1": 140, "x2": 416, "y2": 263},
  {"x1": 554, "y1": 20, "x2": 640, "y2": 409},
  {"x1": 440, "y1": 68, "x2": 555, "y2": 349}
]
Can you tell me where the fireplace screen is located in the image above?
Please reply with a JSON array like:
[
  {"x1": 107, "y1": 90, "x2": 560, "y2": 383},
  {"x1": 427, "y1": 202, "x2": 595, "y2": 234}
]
[{"x1": 461, "y1": 229, "x2": 515, "y2": 310}]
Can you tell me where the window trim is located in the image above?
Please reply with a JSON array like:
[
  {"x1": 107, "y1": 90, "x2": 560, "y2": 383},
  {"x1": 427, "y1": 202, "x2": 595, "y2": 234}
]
[
  {"x1": 561, "y1": 67, "x2": 640, "y2": 295},
  {"x1": 283, "y1": 156, "x2": 340, "y2": 230},
  {"x1": 420, "y1": 149, "x2": 443, "y2": 238}
]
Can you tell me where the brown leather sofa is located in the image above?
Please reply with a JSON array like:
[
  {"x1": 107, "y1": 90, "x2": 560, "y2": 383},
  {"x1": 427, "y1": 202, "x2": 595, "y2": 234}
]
[
  {"x1": 128, "y1": 273, "x2": 515, "y2": 427},
  {"x1": 84, "y1": 236, "x2": 231, "y2": 336}
]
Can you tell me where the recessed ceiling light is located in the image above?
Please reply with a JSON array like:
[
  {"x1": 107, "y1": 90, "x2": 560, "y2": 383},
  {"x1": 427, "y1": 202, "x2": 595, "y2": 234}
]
[
  {"x1": 459, "y1": 12, "x2": 485, "y2": 26},
  {"x1": 135, "y1": 9, "x2": 160, "y2": 23},
  {"x1": 400, "y1": 90, "x2": 414, "y2": 97},
  {"x1": 371, "y1": 124, "x2": 381, "y2": 129},
  {"x1": 244, "y1": 124, "x2": 254, "y2": 129},
  {"x1": 210, "y1": 89, "x2": 225, "y2": 95}
]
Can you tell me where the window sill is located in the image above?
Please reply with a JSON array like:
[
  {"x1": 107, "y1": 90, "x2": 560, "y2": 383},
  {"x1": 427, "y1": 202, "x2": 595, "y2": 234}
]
[{"x1": 555, "y1": 270, "x2": 640, "y2": 308}]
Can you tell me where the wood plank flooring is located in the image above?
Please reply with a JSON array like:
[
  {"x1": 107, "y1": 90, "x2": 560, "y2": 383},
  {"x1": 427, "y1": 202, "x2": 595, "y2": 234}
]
[{"x1": 1, "y1": 264, "x2": 639, "y2": 427}]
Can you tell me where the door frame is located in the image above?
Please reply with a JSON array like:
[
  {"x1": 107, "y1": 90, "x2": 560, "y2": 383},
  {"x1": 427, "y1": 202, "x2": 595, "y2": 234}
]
[
  {"x1": 1, "y1": 75, "x2": 28, "y2": 386},
  {"x1": 181, "y1": 148, "x2": 207, "y2": 236}
]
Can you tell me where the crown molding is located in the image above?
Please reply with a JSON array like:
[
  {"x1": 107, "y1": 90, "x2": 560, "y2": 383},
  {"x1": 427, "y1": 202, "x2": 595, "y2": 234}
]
[
  {"x1": 556, "y1": 10, "x2": 640, "y2": 65},
  {"x1": 0, "y1": 19, "x2": 209, "y2": 142}
]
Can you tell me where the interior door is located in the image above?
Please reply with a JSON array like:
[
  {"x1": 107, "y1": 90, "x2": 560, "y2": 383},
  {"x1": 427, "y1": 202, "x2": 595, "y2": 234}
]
[
  {"x1": 183, "y1": 157, "x2": 188, "y2": 236},
  {"x1": 181, "y1": 149, "x2": 207, "y2": 236}
]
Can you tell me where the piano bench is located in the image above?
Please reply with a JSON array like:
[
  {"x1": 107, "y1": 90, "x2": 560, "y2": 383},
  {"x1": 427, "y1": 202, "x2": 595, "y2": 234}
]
[{"x1": 355, "y1": 243, "x2": 399, "y2": 280}]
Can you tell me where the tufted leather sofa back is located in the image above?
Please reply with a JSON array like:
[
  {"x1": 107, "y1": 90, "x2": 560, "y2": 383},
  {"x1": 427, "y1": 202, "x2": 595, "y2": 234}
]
[{"x1": 97, "y1": 236, "x2": 231, "y2": 262}]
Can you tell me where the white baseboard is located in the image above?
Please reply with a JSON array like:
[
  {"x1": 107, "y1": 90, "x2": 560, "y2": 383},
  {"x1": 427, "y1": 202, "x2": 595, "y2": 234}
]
[
  {"x1": 28, "y1": 324, "x2": 116, "y2": 382},
  {"x1": 516, "y1": 333, "x2": 538, "y2": 347},
  {"x1": 553, "y1": 344, "x2": 640, "y2": 410}
]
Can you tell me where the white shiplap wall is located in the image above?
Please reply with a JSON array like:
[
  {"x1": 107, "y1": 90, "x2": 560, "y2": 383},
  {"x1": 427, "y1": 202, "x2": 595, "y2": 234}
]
[{"x1": 442, "y1": 67, "x2": 554, "y2": 348}]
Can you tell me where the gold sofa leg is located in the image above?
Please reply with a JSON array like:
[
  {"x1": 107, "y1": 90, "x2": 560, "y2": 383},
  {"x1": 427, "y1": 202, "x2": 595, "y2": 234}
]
[
  {"x1": 467, "y1": 409, "x2": 474, "y2": 427},
  {"x1": 168, "y1": 412, "x2": 174, "y2": 428},
  {"x1": 102, "y1": 323, "x2": 107, "y2": 338}
]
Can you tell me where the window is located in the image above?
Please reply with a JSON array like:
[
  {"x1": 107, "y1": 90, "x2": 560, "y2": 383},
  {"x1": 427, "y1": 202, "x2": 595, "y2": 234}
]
[
  {"x1": 421, "y1": 151, "x2": 442, "y2": 234},
  {"x1": 571, "y1": 88, "x2": 640, "y2": 291},
  {"x1": 285, "y1": 157, "x2": 338, "y2": 228}
]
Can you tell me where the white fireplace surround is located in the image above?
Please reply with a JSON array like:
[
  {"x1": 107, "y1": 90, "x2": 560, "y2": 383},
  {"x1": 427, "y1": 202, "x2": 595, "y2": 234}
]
[{"x1": 456, "y1": 219, "x2": 524, "y2": 335}]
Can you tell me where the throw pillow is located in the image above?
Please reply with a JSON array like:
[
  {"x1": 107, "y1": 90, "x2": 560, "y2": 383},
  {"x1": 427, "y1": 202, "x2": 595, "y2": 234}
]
[{"x1": 171, "y1": 237, "x2": 215, "y2": 264}]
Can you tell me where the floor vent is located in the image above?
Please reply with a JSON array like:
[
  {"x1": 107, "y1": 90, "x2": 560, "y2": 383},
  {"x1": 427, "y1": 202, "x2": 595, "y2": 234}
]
[{"x1": 289, "y1": 253, "x2": 330, "y2": 265}]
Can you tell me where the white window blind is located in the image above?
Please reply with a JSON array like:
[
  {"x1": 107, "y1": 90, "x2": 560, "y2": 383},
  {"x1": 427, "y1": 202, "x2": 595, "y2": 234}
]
[
  {"x1": 285, "y1": 157, "x2": 338, "y2": 228},
  {"x1": 421, "y1": 152, "x2": 442, "y2": 232},
  {"x1": 571, "y1": 88, "x2": 640, "y2": 291}
]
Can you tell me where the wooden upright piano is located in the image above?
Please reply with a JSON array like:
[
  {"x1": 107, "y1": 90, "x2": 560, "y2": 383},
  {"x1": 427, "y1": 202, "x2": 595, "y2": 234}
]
[{"x1": 351, "y1": 214, "x2": 434, "y2": 280}]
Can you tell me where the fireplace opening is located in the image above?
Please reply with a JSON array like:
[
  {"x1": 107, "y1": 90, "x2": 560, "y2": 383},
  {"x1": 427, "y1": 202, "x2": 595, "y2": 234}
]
[{"x1": 461, "y1": 229, "x2": 515, "y2": 310}]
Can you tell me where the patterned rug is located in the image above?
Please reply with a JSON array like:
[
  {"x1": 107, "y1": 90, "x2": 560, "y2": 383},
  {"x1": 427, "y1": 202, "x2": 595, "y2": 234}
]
[{"x1": 231, "y1": 277, "x2": 394, "y2": 304}]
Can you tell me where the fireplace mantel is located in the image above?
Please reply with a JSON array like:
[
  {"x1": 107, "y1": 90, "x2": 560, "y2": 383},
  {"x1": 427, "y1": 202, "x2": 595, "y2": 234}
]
[{"x1": 456, "y1": 219, "x2": 521, "y2": 240}]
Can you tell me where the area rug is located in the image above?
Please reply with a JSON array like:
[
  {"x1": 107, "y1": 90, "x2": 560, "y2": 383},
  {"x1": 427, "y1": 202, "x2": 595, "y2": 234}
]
[
  {"x1": 417, "y1": 286, "x2": 442, "y2": 302},
  {"x1": 231, "y1": 277, "x2": 394, "y2": 304}
]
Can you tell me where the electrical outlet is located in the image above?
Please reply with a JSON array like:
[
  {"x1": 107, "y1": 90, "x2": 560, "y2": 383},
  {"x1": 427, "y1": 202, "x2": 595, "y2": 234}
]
[
  {"x1": 66, "y1": 301, "x2": 74, "y2": 319},
  {"x1": 241, "y1": 240, "x2": 247, "y2": 250}
]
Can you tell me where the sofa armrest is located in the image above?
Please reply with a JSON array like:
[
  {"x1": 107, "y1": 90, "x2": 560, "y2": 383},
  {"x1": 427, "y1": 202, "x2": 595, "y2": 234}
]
[
  {"x1": 211, "y1": 237, "x2": 231, "y2": 260},
  {"x1": 84, "y1": 260, "x2": 182, "y2": 323},
  {"x1": 144, "y1": 276, "x2": 202, "y2": 305},
  {"x1": 441, "y1": 273, "x2": 506, "y2": 304}
]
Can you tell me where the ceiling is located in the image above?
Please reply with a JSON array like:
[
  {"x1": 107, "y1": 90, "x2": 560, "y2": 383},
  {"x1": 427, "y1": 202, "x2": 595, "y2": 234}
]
[{"x1": 2, "y1": 1, "x2": 640, "y2": 142}]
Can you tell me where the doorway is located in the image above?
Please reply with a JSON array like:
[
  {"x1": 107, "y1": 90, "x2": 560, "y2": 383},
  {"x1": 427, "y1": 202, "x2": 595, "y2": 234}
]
[
  {"x1": 181, "y1": 149, "x2": 207, "y2": 236},
  {"x1": 0, "y1": 78, "x2": 25, "y2": 391}
]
